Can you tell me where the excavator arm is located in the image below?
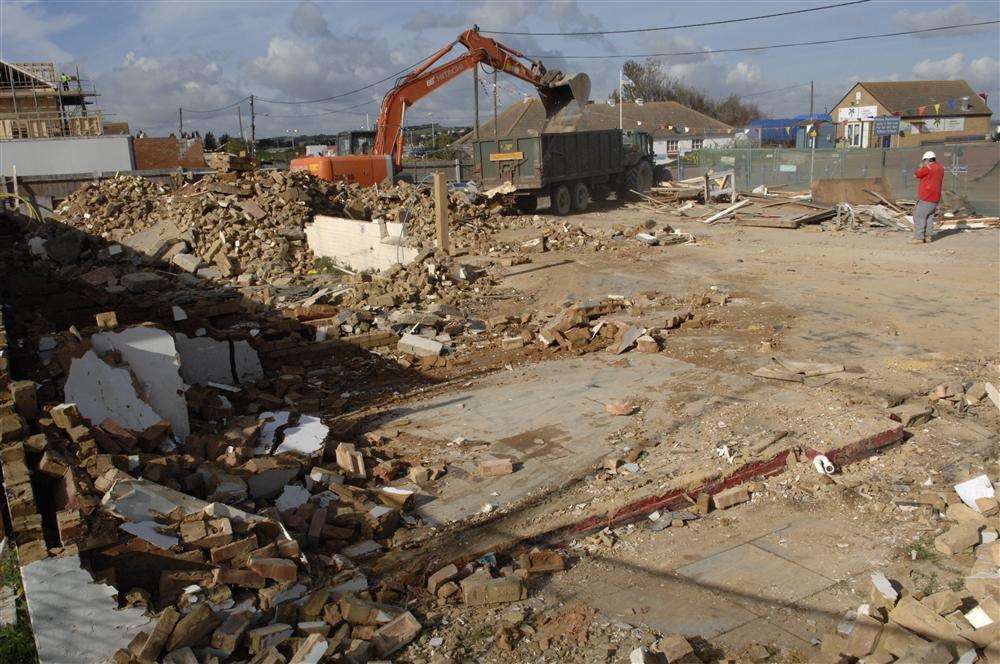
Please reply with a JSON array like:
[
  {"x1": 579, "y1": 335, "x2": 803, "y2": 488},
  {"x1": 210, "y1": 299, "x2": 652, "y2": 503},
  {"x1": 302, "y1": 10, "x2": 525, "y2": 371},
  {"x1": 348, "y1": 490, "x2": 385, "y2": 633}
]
[
  {"x1": 373, "y1": 27, "x2": 590, "y2": 167},
  {"x1": 290, "y1": 26, "x2": 588, "y2": 186}
]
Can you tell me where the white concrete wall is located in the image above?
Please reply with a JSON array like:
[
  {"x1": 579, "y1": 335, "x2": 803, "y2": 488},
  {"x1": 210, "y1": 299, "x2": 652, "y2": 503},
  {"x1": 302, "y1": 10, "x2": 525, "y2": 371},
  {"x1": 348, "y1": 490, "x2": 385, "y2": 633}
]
[
  {"x1": 1, "y1": 135, "x2": 134, "y2": 176},
  {"x1": 306, "y1": 215, "x2": 419, "y2": 273}
]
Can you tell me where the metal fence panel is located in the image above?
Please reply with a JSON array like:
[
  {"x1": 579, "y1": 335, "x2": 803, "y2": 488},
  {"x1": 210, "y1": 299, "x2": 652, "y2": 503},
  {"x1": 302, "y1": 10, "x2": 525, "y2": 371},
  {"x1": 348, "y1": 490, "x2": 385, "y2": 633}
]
[{"x1": 698, "y1": 142, "x2": 1000, "y2": 215}]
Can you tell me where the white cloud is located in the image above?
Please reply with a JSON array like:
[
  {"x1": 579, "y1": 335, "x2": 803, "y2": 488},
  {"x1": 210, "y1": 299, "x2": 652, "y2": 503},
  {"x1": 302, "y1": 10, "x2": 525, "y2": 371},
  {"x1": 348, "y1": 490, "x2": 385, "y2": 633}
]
[
  {"x1": 726, "y1": 62, "x2": 762, "y2": 86},
  {"x1": 0, "y1": 0, "x2": 83, "y2": 63},
  {"x1": 290, "y1": 1, "x2": 332, "y2": 39},
  {"x1": 969, "y1": 56, "x2": 1000, "y2": 87},
  {"x1": 913, "y1": 52, "x2": 1000, "y2": 89},
  {"x1": 893, "y1": 3, "x2": 992, "y2": 37},
  {"x1": 914, "y1": 52, "x2": 967, "y2": 79},
  {"x1": 96, "y1": 51, "x2": 245, "y2": 134}
]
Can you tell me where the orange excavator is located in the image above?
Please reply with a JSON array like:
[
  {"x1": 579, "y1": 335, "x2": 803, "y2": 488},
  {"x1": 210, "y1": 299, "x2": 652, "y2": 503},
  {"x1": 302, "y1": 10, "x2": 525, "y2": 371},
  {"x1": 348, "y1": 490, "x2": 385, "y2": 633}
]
[{"x1": 290, "y1": 26, "x2": 589, "y2": 186}]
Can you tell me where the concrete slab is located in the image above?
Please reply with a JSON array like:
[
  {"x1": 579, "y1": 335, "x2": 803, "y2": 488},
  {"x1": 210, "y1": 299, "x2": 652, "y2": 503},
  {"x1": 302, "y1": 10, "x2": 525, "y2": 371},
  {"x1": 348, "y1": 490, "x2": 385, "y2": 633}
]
[
  {"x1": 751, "y1": 518, "x2": 890, "y2": 583},
  {"x1": 375, "y1": 354, "x2": 697, "y2": 524},
  {"x1": 675, "y1": 543, "x2": 833, "y2": 611},
  {"x1": 21, "y1": 554, "x2": 152, "y2": 664}
]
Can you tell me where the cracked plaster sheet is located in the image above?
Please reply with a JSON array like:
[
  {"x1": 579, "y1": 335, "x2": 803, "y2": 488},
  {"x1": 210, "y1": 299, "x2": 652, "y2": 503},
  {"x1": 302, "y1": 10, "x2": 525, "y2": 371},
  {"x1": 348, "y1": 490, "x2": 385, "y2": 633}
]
[
  {"x1": 21, "y1": 554, "x2": 152, "y2": 664},
  {"x1": 64, "y1": 350, "x2": 163, "y2": 434},
  {"x1": 255, "y1": 411, "x2": 328, "y2": 456},
  {"x1": 91, "y1": 326, "x2": 190, "y2": 439}
]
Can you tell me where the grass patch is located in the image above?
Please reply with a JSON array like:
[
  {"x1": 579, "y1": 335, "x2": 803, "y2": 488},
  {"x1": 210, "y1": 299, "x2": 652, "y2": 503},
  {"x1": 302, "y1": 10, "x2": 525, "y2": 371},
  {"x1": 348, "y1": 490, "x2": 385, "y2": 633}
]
[
  {"x1": 0, "y1": 544, "x2": 39, "y2": 664},
  {"x1": 909, "y1": 538, "x2": 939, "y2": 562}
]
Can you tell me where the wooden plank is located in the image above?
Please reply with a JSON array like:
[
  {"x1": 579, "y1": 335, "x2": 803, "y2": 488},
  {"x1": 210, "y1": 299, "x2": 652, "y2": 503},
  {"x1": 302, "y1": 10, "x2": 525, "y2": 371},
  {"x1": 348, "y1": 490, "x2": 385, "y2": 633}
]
[
  {"x1": 736, "y1": 216, "x2": 800, "y2": 229},
  {"x1": 702, "y1": 198, "x2": 750, "y2": 224}
]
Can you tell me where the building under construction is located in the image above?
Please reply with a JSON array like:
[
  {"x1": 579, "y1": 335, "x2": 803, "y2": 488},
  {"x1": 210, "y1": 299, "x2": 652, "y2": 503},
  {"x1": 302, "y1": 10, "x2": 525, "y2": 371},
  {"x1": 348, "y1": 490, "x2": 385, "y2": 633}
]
[{"x1": 0, "y1": 60, "x2": 125, "y2": 139}]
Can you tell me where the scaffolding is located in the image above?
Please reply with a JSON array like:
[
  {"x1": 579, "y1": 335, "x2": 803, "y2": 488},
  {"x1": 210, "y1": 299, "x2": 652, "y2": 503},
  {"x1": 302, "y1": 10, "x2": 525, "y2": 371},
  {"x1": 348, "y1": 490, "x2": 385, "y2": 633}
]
[{"x1": 1, "y1": 59, "x2": 104, "y2": 139}]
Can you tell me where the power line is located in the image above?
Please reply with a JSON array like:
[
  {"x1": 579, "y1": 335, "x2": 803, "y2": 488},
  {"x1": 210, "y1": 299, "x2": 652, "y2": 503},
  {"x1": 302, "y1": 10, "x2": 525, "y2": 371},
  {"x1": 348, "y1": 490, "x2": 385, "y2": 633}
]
[
  {"x1": 526, "y1": 20, "x2": 1000, "y2": 59},
  {"x1": 181, "y1": 96, "x2": 250, "y2": 114},
  {"x1": 736, "y1": 83, "x2": 811, "y2": 99},
  {"x1": 258, "y1": 99, "x2": 377, "y2": 119},
  {"x1": 483, "y1": 0, "x2": 870, "y2": 36},
  {"x1": 254, "y1": 51, "x2": 439, "y2": 105}
]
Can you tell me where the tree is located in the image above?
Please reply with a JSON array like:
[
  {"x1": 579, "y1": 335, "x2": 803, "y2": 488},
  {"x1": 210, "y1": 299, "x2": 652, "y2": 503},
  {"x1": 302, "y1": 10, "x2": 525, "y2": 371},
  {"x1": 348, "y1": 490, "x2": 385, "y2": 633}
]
[
  {"x1": 218, "y1": 133, "x2": 231, "y2": 147},
  {"x1": 611, "y1": 59, "x2": 762, "y2": 127},
  {"x1": 203, "y1": 131, "x2": 218, "y2": 151}
]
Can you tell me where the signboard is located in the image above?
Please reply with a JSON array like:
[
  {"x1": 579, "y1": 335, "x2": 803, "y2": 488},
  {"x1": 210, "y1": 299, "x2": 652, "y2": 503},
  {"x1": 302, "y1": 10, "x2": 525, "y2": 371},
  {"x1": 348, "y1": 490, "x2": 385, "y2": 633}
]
[
  {"x1": 873, "y1": 116, "x2": 900, "y2": 136},
  {"x1": 779, "y1": 164, "x2": 797, "y2": 173},
  {"x1": 923, "y1": 117, "x2": 965, "y2": 133},
  {"x1": 837, "y1": 105, "x2": 878, "y2": 122},
  {"x1": 489, "y1": 151, "x2": 524, "y2": 162}
]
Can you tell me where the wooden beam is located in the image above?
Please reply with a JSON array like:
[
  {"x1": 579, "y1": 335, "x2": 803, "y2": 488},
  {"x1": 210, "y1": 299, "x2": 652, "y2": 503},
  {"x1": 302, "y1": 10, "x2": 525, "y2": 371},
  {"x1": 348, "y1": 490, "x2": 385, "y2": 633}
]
[{"x1": 433, "y1": 171, "x2": 450, "y2": 255}]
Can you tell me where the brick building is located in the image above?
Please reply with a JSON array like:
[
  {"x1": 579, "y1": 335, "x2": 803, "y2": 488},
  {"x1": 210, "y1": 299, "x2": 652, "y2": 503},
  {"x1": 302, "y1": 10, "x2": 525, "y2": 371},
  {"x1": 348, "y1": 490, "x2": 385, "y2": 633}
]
[{"x1": 830, "y1": 80, "x2": 992, "y2": 149}]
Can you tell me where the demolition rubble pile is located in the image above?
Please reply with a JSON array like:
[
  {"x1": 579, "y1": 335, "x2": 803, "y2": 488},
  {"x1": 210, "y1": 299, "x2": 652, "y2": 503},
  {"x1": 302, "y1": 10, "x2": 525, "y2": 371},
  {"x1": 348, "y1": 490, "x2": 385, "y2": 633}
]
[
  {"x1": 51, "y1": 172, "x2": 514, "y2": 285},
  {"x1": 811, "y1": 473, "x2": 999, "y2": 663}
]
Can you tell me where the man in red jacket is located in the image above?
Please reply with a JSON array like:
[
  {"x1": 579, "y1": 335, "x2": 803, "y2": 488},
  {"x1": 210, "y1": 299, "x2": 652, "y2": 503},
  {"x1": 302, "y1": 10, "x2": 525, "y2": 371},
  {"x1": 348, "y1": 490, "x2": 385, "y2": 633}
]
[{"x1": 912, "y1": 150, "x2": 944, "y2": 243}]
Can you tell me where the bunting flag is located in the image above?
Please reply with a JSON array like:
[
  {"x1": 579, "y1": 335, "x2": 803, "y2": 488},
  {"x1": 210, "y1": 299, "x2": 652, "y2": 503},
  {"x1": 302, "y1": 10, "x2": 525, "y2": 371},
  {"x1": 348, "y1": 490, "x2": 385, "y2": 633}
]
[
  {"x1": 934, "y1": 103, "x2": 941, "y2": 113},
  {"x1": 917, "y1": 106, "x2": 927, "y2": 115},
  {"x1": 948, "y1": 99, "x2": 957, "y2": 110}
]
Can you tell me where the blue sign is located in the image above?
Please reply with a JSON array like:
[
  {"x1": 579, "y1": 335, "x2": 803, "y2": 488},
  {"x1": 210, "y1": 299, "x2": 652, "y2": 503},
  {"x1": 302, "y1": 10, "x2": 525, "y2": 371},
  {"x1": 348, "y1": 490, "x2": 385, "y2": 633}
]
[{"x1": 873, "y1": 116, "x2": 900, "y2": 136}]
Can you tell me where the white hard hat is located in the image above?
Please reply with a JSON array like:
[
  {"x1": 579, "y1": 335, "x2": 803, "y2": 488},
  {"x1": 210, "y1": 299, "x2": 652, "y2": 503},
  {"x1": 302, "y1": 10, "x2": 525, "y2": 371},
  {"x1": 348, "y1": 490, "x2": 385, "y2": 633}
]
[{"x1": 922, "y1": 151, "x2": 936, "y2": 160}]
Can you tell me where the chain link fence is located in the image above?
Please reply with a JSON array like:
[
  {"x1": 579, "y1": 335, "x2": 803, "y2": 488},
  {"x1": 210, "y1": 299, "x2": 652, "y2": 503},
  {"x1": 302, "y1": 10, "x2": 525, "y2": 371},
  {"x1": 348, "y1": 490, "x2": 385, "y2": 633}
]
[{"x1": 695, "y1": 142, "x2": 1000, "y2": 216}]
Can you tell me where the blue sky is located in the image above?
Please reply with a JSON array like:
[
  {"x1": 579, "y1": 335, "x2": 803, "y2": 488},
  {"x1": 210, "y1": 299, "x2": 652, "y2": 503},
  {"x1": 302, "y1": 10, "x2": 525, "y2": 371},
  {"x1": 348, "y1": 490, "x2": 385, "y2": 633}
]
[{"x1": 3, "y1": 0, "x2": 998, "y2": 137}]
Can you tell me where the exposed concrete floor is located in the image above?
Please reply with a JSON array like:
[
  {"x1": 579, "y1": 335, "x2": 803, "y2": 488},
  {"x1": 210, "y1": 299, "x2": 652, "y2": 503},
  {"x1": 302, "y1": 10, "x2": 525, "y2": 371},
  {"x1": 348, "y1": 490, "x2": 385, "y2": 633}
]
[
  {"x1": 378, "y1": 207, "x2": 998, "y2": 654},
  {"x1": 374, "y1": 353, "x2": 695, "y2": 524}
]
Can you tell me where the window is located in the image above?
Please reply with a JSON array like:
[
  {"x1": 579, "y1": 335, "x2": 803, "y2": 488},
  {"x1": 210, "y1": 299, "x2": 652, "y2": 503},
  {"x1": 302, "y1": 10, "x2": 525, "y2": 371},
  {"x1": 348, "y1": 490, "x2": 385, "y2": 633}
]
[
  {"x1": 666, "y1": 139, "x2": 679, "y2": 152},
  {"x1": 691, "y1": 138, "x2": 703, "y2": 150},
  {"x1": 846, "y1": 122, "x2": 863, "y2": 147}
]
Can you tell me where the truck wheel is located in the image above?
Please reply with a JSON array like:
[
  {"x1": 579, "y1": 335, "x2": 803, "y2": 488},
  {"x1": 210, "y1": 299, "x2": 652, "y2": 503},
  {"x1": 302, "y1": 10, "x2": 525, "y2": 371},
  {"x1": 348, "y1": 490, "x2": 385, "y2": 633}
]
[
  {"x1": 572, "y1": 182, "x2": 589, "y2": 212},
  {"x1": 516, "y1": 196, "x2": 537, "y2": 214},
  {"x1": 552, "y1": 184, "x2": 572, "y2": 216},
  {"x1": 636, "y1": 160, "x2": 654, "y2": 193},
  {"x1": 620, "y1": 161, "x2": 654, "y2": 200}
]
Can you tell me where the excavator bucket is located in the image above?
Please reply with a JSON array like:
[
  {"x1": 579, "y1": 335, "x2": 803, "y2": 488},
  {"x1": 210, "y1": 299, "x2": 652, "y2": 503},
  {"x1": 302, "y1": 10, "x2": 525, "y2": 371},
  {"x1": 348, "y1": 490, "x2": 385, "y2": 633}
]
[{"x1": 540, "y1": 72, "x2": 591, "y2": 118}]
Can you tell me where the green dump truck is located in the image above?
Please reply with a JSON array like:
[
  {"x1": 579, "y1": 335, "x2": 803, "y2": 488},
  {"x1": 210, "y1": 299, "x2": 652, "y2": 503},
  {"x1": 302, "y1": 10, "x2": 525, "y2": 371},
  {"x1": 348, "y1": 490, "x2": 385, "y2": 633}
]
[{"x1": 471, "y1": 129, "x2": 655, "y2": 215}]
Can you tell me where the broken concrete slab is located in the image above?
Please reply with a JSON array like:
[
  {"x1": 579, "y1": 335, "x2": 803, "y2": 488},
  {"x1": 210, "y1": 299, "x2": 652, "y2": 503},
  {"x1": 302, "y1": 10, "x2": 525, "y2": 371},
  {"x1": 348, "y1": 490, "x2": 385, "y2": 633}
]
[
  {"x1": 64, "y1": 351, "x2": 164, "y2": 436},
  {"x1": 91, "y1": 326, "x2": 190, "y2": 440},
  {"x1": 120, "y1": 219, "x2": 186, "y2": 259},
  {"x1": 174, "y1": 333, "x2": 263, "y2": 387},
  {"x1": 398, "y1": 333, "x2": 443, "y2": 358},
  {"x1": 20, "y1": 554, "x2": 152, "y2": 664}
]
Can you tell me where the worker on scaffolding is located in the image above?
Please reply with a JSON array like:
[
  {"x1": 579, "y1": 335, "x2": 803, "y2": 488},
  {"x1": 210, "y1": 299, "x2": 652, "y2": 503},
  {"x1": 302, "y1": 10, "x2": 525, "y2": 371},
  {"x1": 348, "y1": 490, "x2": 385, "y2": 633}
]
[{"x1": 60, "y1": 72, "x2": 70, "y2": 90}]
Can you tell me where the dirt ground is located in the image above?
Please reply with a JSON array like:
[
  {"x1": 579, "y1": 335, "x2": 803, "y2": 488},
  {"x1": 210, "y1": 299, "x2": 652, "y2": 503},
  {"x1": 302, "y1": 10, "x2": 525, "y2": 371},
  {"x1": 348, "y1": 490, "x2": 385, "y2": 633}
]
[{"x1": 383, "y1": 207, "x2": 999, "y2": 662}]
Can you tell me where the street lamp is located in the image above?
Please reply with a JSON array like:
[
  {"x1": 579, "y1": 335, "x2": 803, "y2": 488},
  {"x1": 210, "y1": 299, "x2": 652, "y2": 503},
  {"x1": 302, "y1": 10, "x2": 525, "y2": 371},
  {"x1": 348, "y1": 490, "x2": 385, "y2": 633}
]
[{"x1": 286, "y1": 129, "x2": 299, "y2": 148}]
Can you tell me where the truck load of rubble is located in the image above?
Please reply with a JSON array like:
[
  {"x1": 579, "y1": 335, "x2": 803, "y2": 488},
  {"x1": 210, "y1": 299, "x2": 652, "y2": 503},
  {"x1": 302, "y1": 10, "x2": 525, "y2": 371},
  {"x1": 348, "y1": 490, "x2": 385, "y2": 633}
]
[{"x1": 52, "y1": 171, "x2": 513, "y2": 284}]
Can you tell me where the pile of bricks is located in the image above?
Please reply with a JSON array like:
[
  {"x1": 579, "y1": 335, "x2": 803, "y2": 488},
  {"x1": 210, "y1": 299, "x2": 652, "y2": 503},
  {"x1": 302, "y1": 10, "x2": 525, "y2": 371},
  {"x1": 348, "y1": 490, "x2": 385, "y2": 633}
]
[
  {"x1": 48, "y1": 171, "x2": 511, "y2": 286},
  {"x1": 813, "y1": 476, "x2": 998, "y2": 662}
]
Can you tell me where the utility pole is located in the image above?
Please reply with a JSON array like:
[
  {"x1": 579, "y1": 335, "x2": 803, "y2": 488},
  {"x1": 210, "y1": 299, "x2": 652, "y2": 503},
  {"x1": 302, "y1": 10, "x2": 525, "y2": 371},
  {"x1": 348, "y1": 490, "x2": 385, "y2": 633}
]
[
  {"x1": 493, "y1": 69, "x2": 499, "y2": 137},
  {"x1": 809, "y1": 80, "x2": 816, "y2": 188},
  {"x1": 473, "y1": 65, "x2": 480, "y2": 140},
  {"x1": 178, "y1": 107, "x2": 183, "y2": 137},
  {"x1": 249, "y1": 94, "x2": 256, "y2": 158},
  {"x1": 238, "y1": 106, "x2": 245, "y2": 142},
  {"x1": 618, "y1": 67, "x2": 623, "y2": 130}
]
